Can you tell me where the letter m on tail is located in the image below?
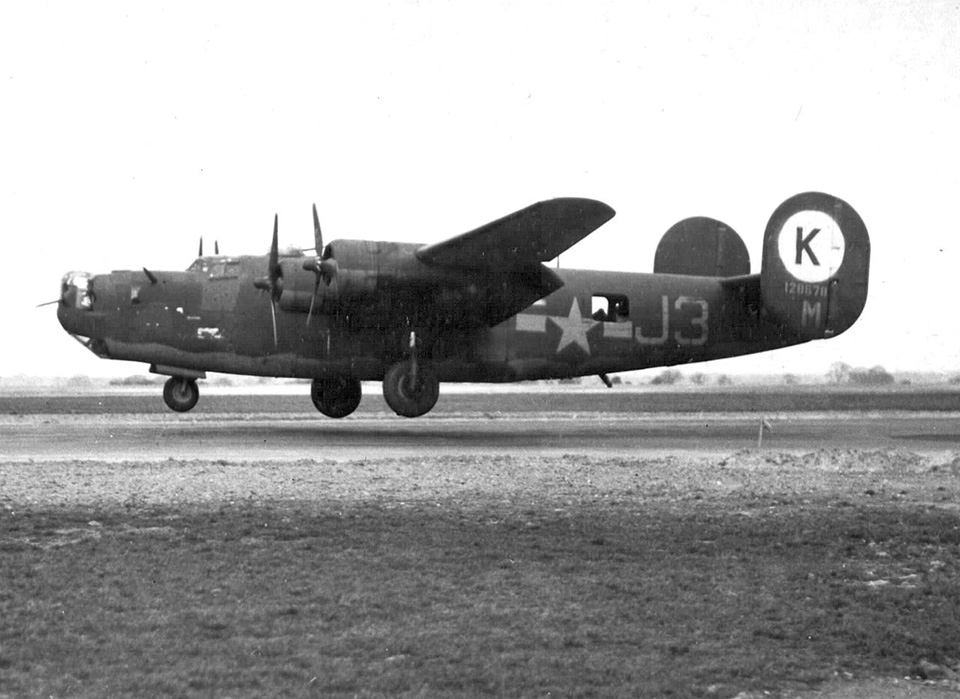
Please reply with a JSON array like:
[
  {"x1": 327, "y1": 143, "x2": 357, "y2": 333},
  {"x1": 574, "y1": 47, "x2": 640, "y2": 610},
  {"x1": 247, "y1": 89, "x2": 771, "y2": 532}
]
[{"x1": 801, "y1": 300, "x2": 822, "y2": 328}]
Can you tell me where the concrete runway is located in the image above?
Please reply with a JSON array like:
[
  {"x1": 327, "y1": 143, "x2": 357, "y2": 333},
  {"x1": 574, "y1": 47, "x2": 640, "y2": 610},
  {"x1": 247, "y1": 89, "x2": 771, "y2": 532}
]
[{"x1": 2, "y1": 411, "x2": 959, "y2": 461}]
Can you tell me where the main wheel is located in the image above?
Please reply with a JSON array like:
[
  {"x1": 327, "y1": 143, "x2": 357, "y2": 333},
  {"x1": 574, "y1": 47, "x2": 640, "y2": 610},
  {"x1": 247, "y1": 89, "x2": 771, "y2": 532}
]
[
  {"x1": 382, "y1": 360, "x2": 439, "y2": 418},
  {"x1": 163, "y1": 376, "x2": 199, "y2": 413},
  {"x1": 311, "y1": 376, "x2": 362, "y2": 418}
]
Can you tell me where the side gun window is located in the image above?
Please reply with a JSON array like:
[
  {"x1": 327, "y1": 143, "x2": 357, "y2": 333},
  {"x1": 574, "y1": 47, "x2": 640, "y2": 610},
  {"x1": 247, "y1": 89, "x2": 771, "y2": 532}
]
[{"x1": 591, "y1": 294, "x2": 630, "y2": 322}]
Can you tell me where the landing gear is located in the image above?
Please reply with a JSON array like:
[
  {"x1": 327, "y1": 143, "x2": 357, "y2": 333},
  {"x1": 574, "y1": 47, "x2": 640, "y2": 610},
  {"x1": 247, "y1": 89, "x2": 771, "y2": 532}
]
[
  {"x1": 311, "y1": 376, "x2": 362, "y2": 418},
  {"x1": 382, "y1": 359, "x2": 439, "y2": 418},
  {"x1": 163, "y1": 376, "x2": 199, "y2": 413}
]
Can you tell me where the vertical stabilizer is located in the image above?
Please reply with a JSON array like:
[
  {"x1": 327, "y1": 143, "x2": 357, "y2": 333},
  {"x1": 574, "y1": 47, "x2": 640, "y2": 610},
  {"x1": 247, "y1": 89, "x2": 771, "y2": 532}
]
[{"x1": 760, "y1": 192, "x2": 870, "y2": 339}]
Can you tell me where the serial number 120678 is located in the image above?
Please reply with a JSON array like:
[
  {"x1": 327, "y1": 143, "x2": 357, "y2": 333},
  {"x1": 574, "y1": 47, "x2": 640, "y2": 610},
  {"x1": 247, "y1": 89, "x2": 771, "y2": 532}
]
[{"x1": 784, "y1": 281, "x2": 828, "y2": 297}]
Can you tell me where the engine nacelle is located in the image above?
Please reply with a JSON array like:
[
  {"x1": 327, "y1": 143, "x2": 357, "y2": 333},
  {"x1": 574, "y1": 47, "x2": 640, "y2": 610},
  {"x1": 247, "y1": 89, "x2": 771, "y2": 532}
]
[
  {"x1": 759, "y1": 192, "x2": 870, "y2": 339},
  {"x1": 276, "y1": 240, "x2": 420, "y2": 315}
]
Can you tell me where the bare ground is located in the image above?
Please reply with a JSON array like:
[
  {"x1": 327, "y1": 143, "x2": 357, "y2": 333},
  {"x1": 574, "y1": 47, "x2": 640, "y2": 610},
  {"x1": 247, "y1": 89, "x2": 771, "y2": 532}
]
[{"x1": 2, "y1": 448, "x2": 960, "y2": 698}]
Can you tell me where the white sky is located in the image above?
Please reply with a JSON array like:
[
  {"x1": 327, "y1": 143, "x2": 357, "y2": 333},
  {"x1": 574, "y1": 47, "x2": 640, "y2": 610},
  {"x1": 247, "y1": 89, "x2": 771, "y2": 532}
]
[{"x1": 3, "y1": 0, "x2": 958, "y2": 378}]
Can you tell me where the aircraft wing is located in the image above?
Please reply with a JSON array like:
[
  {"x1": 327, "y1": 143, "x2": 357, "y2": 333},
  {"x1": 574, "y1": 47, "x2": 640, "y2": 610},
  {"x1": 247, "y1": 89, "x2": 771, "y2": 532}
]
[
  {"x1": 410, "y1": 198, "x2": 615, "y2": 328},
  {"x1": 415, "y1": 198, "x2": 616, "y2": 268},
  {"x1": 278, "y1": 198, "x2": 616, "y2": 331}
]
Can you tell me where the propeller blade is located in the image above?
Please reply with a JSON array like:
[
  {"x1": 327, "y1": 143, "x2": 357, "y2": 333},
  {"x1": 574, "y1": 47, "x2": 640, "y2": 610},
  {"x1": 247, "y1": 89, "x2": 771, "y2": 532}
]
[
  {"x1": 312, "y1": 203, "x2": 323, "y2": 254},
  {"x1": 306, "y1": 273, "x2": 320, "y2": 326},
  {"x1": 36, "y1": 299, "x2": 60, "y2": 308},
  {"x1": 267, "y1": 214, "x2": 283, "y2": 300},
  {"x1": 304, "y1": 205, "x2": 334, "y2": 327},
  {"x1": 270, "y1": 298, "x2": 278, "y2": 348},
  {"x1": 269, "y1": 215, "x2": 279, "y2": 273},
  {"x1": 198, "y1": 237, "x2": 203, "y2": 257},
  {"x1": 254, "y1": 214, "x2": 283, "y2": 346},
  {"x1": 303, "y1": 205, "x2": 337, "y2": 288},
  {"x1": 214, "y1": 240, "x2": 219, "y2": 255}
]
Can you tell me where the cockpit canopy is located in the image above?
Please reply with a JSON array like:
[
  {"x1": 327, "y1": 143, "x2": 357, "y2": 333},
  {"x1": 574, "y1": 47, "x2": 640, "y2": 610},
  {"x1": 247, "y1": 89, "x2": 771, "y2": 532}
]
[
  {"x1": 186, "y1": 247, "x2": 304, "y2": 277},
  {"x1": 187, "y1": 257, "x2": 242, "y2": 278}
]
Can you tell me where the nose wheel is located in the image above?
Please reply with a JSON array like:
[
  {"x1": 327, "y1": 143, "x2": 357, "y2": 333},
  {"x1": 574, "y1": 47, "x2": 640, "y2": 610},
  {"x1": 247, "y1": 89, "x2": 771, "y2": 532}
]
[{"x1": 163, "y1": 376, "x2": 199, "y2": 413}]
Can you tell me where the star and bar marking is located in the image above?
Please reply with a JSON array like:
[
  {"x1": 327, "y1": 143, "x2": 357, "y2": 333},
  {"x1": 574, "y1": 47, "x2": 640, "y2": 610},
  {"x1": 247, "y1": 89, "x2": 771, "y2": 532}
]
[
  {"x1": 550, "y1": 298, "x2": 597, "y2": 355},
  {"x1": 516, "y1": 298, "x2": 611, "y2": 357}
]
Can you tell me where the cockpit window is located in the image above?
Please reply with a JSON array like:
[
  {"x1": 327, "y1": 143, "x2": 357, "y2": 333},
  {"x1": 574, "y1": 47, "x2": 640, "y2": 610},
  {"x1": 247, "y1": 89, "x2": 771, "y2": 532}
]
[
  {"x1": 209, "y1": 260, "x2": 240, "y2": 279},
  {"x1": 187, "y1": 258, "x2": 241, "y2": 279}
]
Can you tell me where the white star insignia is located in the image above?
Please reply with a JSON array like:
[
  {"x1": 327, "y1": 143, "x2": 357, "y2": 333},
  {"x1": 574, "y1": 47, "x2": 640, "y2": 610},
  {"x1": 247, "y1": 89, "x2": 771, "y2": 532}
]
[{"x1": 549, "y1": 298, "x2": 597, "y2": 356}]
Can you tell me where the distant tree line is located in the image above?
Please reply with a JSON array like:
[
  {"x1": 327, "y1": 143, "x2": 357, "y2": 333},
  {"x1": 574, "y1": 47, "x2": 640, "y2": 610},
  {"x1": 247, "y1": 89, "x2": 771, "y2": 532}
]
[
  {"x1": 108, "y1": 375, "x2": 164, "y2": 387},
  {"x1": 648, "y1": 370, "x2": 732, "y2": 386},
  {"x1": 827, "y1": 362, "x2": 895, "y2": 386},
  {"x1": 650, "y1": 369, "x2": 683, "y2": 385}
]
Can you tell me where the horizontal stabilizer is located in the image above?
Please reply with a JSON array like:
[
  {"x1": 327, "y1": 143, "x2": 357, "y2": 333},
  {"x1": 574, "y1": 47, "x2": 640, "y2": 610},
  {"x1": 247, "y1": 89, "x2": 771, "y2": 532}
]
[{"x1": 415, "y1": 198, "x2": 615, "y2": 269}]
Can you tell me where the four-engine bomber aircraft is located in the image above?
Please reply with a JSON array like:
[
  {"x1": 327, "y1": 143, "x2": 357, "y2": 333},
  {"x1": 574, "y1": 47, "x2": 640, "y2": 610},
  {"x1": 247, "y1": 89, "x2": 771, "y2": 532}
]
[{"x1": 57, "y1": 192, "x2": 869, "y2": 417}]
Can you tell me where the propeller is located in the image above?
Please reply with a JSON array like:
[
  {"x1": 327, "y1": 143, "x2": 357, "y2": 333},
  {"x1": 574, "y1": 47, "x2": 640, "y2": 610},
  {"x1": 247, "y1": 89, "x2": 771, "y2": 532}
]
[
  {"x1": 313, "y1": 202, "x2": 323, "y2": 254},
  {"x1": 267, "y1": 215, "x2": 281, "y2": 298},
  {"x1": 269, "y1": 294, "x2": 278, "y2": 347},
  {"x1": 303, "y1": 203, "x2": 338, "y2": 325},
  {"x1": 253, "y1": 215, "x2": 282, "y2": 347}
]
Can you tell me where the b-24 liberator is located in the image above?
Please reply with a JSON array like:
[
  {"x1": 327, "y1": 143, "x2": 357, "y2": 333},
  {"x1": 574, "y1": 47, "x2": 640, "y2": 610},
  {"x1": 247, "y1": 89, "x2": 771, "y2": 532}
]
[{"x1": 57, "y1": 192, "x2": 869, "y2": 417}]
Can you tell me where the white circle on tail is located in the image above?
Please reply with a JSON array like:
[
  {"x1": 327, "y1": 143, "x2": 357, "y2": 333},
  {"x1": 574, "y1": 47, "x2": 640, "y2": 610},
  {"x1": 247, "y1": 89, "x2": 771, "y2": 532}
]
[{"x1": 777, "y1": 210, "x2": 845, "y2": 283}]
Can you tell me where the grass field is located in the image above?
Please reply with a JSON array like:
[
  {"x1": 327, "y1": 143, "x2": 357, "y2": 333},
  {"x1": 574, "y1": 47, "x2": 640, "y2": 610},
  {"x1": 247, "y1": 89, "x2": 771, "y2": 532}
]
[{"x1": 2, "y1": 451, "x2": 960, "y2": 698}]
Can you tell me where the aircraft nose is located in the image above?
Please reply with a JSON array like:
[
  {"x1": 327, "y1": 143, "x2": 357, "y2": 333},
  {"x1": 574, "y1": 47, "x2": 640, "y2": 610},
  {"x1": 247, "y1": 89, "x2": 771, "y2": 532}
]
[{"x1": 57, "y1": 271, "x2": 103, "y2": 342}]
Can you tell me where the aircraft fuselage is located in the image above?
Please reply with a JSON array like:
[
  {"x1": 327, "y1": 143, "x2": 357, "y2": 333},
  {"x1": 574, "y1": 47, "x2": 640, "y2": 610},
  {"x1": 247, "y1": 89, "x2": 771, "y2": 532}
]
[{"x1": 58, "y1": 259, "x2": 783, "y2": 383}]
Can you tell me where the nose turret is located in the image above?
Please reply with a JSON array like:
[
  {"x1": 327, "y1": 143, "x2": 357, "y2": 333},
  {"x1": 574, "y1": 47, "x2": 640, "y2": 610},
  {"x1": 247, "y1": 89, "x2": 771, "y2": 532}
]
[
  {"x1": 57, "y1": 271, "x2": 108, "y2": 355},
  {"x1": 59, "y1": 271, "x2": 94, "y2": 310}
]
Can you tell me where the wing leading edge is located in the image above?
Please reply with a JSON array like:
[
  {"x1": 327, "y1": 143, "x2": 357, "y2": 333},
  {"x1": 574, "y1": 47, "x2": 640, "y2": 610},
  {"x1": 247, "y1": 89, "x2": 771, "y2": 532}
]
[{"x1": 415, "y1": 198, "x2": 616, "y2": 269}]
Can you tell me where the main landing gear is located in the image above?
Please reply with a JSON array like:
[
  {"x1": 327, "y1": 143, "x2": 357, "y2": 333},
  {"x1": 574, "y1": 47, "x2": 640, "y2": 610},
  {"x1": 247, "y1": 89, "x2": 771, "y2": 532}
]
[
  {"x1": 311, "y1": 376, "x2": 362, "y2": 418},
  {"x1": 382, "y1": 358, "x2": 439, "y2": 418},
  {"x1": 163, "y1": 376, "x2": 199, "y2": 413},
  {"x1": 310, "y1": 362, "x2": 438, "y2": 419},
  {"x1": 381, "y1": 330, "x2": 440, "y2": 418}
]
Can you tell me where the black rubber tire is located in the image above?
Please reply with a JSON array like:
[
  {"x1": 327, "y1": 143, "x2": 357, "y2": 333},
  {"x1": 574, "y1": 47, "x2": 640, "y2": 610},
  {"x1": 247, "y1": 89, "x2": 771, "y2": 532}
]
[
  {"x1": 162, "y1": 376, "x2": 199, "y2": 413},
  {"x1": 382, "y1": 360, "x2": 439, "y2": 418},
  {"x1": 310, "y1": 376, "x2": 362, "y2": 418}
]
